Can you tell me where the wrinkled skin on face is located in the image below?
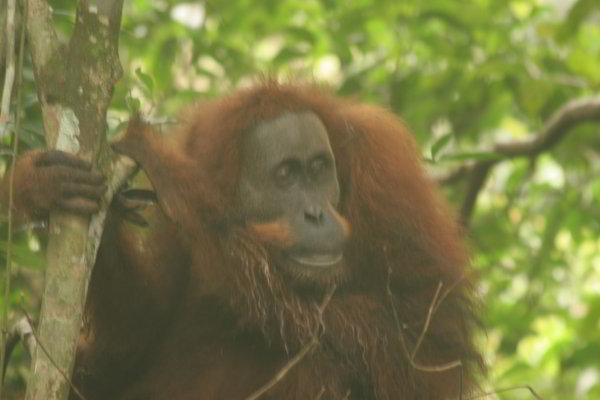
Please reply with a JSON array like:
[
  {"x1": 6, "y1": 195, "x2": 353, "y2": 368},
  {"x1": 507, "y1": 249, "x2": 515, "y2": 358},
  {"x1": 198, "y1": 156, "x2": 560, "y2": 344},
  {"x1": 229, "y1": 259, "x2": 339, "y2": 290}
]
[{"x1": 237, "y1": 112, "x2": 350, "y2": 286}]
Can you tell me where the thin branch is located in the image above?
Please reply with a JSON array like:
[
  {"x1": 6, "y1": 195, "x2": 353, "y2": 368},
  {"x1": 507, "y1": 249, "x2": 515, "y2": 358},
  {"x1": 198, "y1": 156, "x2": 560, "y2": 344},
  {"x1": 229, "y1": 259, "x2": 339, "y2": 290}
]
[
  {"x1": 494, "y1": 96, "x2": 600, "y2": 157},
  {"x1": 22, "y1": 311, "x2": 87, "y2": 400},
  {"x1": 465, "y1": 385, "x2": 543, "y2": 400},
  {"x1": 386, "y1": 267, "x2": 463, "y2": 373},
  {"x1": 458, "y1": 160, "x2": 495, "y2": 226},
  {"x1": 433, "y1": 275, "x2": 465, "y2": 316},
  {"x1": 436, "y1": 164, "x2": 472, "y2": 185},
  {"x1": 244, "y1": 284, "x2": 337, "y2": 400},
  {"x1": 313, "y1": 387, "x2": 325, "y2": 400},
  {"x1": 411, "y1": 282, "x2": 443, "y2": 360},
  {"x1": 0, "y1": 2, "x2": 27, "y2": 397},
  {"x1": 386, "y1": 267, "x2": 542, "y2": 399},
  {"x1": 435, "y1": 95, "x2": 600, "y2": 224},
  {"x1": 247, "y1": 338, "x2": 317, "y2": 400},
  {"x1": 406, "y1": 274, "x2": 467, "y2": 371},
  {"x1": 0, "y1": 0, "x2": 16, "y2": 138}
]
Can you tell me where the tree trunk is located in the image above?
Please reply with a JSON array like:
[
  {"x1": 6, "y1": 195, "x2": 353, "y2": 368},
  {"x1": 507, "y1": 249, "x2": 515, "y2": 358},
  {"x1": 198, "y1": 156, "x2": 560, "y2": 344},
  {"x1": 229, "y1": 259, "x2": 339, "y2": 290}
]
[{"x1": 23, "y1": 1, "x2": 133, "y2": 399}]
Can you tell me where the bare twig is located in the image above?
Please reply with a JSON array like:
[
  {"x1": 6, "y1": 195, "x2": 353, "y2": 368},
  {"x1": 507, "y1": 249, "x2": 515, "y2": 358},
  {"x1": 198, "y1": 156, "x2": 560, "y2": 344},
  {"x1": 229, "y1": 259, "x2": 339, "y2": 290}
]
[
  {"x1": 411, "y1": 282, "x2": 443, "y2": 360},
  {"x1": 465, "y1": 385, "x2": 543, "y2": 399},
  {"x1": 386, "y1": 267, "x2": 463, "y2": 373},
  {"x1": 458, "y1": 160, "x2": 495, "y2": 226},
  {"x1": 432, "y1": 275, "x2": 465, "y2": 316},
  {"x1": 244, "y1": 284, "x2": 337, "y2": 400},
  {"x1": 0, "y1": 2, "x2": 27, "y2": 397},
  {"x1": 494, "y1": 96, "x2": 600, "y2": 157},
  {"x1": 0, "y1": 0, "x2": 16, "y2": 137},
  {"x1": 435, "y1": 95, "x2": 600, "y2": 224},
  {"x1": 22, "y1": 310, "x2": 87, "y2": 400},
  {"x1": 385, "y1": 269, "x2": 543, "y2": 399},
  {"x1": 313, "y1": 386, "x2": 325, "y2": 400}
]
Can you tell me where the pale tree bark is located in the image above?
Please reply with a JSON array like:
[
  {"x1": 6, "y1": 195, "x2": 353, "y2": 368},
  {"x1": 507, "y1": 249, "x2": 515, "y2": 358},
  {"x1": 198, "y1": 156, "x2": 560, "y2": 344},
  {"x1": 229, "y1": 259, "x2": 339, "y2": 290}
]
[{"x1": 23, "y1": 1, "x2": 134, "y2": 399}]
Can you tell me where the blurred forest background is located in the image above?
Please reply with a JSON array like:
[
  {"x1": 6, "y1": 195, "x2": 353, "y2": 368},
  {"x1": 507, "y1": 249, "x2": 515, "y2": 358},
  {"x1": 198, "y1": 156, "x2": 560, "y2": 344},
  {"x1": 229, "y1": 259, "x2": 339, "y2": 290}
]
[{"x1": 1, "y1": 0, "x2": 600, "y2": 399}]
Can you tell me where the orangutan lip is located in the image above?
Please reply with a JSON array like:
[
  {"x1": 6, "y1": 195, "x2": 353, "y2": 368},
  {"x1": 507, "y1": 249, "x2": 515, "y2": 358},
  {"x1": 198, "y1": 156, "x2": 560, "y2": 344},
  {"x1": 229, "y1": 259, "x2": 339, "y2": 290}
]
[{"x1": 289, "y1": 253, "x2": 343, "y2": 268}]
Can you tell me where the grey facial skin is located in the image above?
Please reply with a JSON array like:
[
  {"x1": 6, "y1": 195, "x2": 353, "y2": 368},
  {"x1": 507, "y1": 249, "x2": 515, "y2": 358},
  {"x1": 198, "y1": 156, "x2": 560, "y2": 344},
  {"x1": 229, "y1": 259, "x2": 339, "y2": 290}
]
[{"x1": 237, "y1": 112, "x2": 348, "y2": 274}]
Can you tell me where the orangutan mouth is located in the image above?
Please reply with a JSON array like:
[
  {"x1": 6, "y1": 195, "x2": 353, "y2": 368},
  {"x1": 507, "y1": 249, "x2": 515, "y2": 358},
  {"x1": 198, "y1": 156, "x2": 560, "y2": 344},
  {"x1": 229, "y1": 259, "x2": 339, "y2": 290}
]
[{"x1": 288, "y1": 252, "x2": 343, "y2": 268}]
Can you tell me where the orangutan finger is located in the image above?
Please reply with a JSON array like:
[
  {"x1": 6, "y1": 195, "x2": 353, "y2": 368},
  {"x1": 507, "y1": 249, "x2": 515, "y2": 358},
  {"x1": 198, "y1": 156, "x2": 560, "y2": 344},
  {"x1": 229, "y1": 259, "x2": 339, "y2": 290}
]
[
  {"x1": 58, "y1": 198, "x2": 101, "y2": 215},
  {"x1": 53, "y1": 166, "x2": 105, "y2": 185},
  {"x1": 36, "y1": 150, "x2": 93, "y2": 170},
  {"x1": 115, "y1": 189, "x2": 158, "y2": 211},
  {"x1": 61, "y1": 182, "x2": 107, "y2": 201}
]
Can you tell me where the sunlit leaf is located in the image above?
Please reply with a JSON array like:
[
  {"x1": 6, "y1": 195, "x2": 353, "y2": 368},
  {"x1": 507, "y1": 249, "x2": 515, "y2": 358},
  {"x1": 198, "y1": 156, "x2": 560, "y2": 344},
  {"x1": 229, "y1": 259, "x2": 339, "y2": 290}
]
[{"x1": 430, "y1": 132, "x2": 453, "y2": 161}]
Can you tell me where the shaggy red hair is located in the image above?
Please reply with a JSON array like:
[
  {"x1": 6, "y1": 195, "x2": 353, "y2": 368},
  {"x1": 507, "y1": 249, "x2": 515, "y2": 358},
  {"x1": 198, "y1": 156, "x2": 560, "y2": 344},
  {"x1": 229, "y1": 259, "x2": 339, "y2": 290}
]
[{"x1": 84, "y1": 80, "x2": 482, "y2": 400}]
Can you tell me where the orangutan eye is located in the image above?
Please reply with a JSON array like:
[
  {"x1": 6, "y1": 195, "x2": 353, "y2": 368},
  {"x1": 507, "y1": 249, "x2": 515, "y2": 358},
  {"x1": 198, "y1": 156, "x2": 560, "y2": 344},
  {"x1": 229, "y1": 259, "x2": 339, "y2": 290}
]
[
  {"x1": 274, "y1": 160, "x2": 299, "y2": 187},
  {"x1": 308, "y1": 155, "x2": 332, "y2": 179}
]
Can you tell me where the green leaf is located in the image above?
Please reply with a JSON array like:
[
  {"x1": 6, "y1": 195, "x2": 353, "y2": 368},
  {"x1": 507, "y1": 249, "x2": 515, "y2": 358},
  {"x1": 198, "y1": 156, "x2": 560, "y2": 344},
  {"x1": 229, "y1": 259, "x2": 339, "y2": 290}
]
[
  {"x1": 135, "y1": 67, "x2": 155, "y2": 97},
  {"x1": 558, "y1": 0, "x2": 600, "y2": 40},
  {"x1": 273, "y1": 46, "x2": 307, "y2": 64},
  {"x1": 285, "y1": 26, "x2": 316, "y2": 44},
  {"x1": 430, "y1": 133, "x2": 453, "y2": 161}
]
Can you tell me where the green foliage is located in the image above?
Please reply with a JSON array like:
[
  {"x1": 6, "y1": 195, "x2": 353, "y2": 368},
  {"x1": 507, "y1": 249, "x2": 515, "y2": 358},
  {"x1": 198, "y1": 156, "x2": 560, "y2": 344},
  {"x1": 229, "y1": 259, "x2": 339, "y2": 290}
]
[{"x1": 2, "y1": 0, "x2": 599, "y2": 398}]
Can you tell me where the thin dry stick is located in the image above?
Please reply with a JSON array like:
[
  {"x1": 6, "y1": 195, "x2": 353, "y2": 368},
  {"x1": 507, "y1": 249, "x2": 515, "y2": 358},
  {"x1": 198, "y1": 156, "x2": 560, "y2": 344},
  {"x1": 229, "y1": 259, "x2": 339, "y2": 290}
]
[
  {"x1": 22, "y1": 310, "x2": 87, "y2": 400},
  {"x1": 411, "y1": 281, "x2": 443, "y2": 360},
  {"x1": 413, "y1": 274, "x2": 467, "y2": 360},
  {"x1": 243, "y1": 284, "x2": 337, "y2": 400},
  {"x1": 387, "y1": 269, "x2": 543, "y2": 399},
  {"x1": 386, "y1": 267, "x2": 462, "y2": 373},
  {"x1": 465, "y1": 385, "x2": 543, "y2": 400},
  {"x1": 313, "y1": 386, "x2": 325, "y2": 400},
  {"x1": 0, "y1": 2, "x2": 26, "y2": 397},
  {"x1": 432, "y1": 275, "x2": 465, "y2": 315}
]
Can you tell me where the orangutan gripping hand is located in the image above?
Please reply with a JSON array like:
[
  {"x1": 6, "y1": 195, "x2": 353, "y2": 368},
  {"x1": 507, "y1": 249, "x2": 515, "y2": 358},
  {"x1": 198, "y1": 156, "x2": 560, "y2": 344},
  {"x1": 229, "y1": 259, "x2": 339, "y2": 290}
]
[{"x1": 1, "y1": 150, "x2": 106, "y2": 221}]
